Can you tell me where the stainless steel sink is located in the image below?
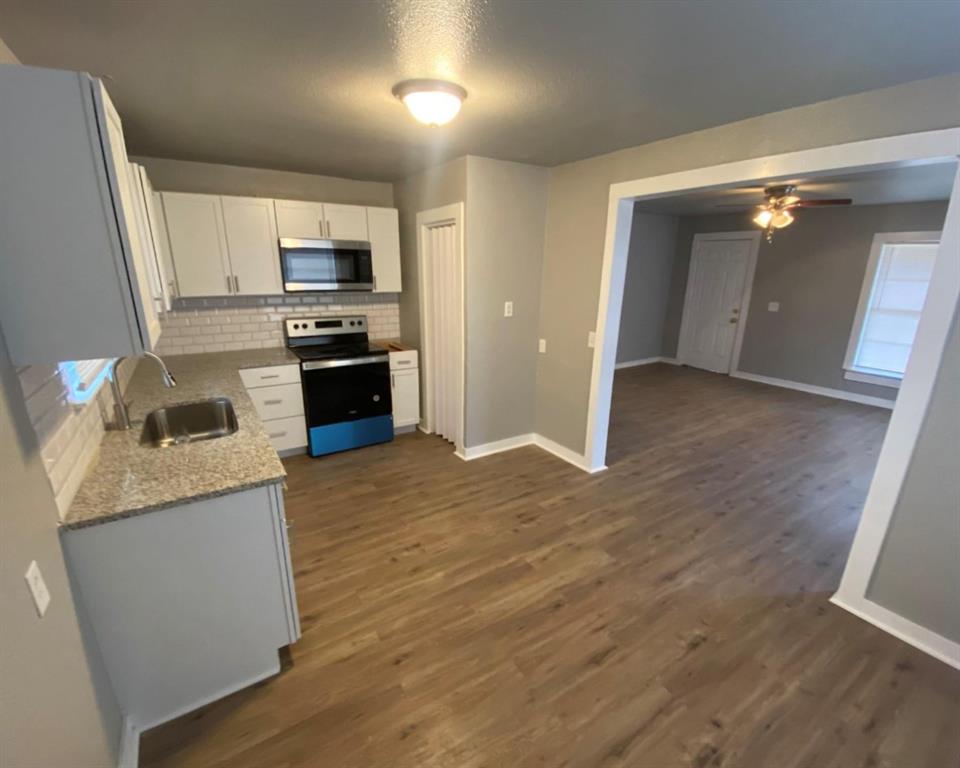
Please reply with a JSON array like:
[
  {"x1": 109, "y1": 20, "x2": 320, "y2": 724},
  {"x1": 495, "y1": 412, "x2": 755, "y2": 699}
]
[{"x1": 140, "y1": 398, "x2": 238, "y2": 447}]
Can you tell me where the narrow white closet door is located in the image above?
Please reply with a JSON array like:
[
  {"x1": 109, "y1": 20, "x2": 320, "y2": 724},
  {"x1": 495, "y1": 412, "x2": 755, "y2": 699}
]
[{"x1": 425, "y1": 222, "x2": 460, "y2": 445}]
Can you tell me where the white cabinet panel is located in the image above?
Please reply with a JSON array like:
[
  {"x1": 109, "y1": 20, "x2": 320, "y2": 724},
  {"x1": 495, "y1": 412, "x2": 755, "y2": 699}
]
[
  {"x1": 388, "y1": 350, "x2": 418, "y2": 370},
  {"x1": 97, "y1": 88, "x2": 162, "y2": 351},
  {"x1": 392, "y1": 369, "x2": 420, "y2": 428},
  {"x1": 221, "y1": 196, "x2": 283, "y2": 295},
  {"x1": 324, "y1": 203, "x2": 368, "y2": 240},
  {"x1": 240, "y1": 364, "x2": 301, "y2": 389},
  {"x1": 150, "y1": 190, "x2": 179, "y2": 301},
  {"x1": 248, "y1": 382, "x2": 304, "y2": 421},
  {"x1": 263, "y1": 415, "x2": 308, "y2": 453},
  {"x1": 275, "y1": 199, "x2": 325, "y2": 239},
  {"x1": 136, "y1": 168, "x2": 174, "y2": 311},
  {"x1": 162, "y1": 192, "x2": 232, "y2": 297},
  {"x1": 367, "y1": 207, "x2": 402, "y2": 293},
  {"x1": 123, "y1": 163, "x2": 164, "y2": 346}
]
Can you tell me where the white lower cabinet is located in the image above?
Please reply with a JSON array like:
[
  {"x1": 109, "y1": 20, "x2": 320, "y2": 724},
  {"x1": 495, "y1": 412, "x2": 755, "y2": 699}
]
[
  {"x1": 61, "y1": 483, "x2": 299, "y2": 729},
  {"x1": 389, "y1": 350, "x2": 420, "y2": 429},
  {"x1": 242, "y1": 364, "x2": 308, "y2": 454}
]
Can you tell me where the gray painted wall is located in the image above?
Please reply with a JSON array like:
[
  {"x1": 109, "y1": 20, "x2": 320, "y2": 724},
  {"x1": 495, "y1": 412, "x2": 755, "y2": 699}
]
[
  {"x1": 867, "y1": 311, "x2": 960, "y2": 643},
  {"x1": 534, "y1": 73, "x2": 960, "y2": 454},
  {"x1": 615, "y1": 211, "x2": 678, "y2": 363},
  {"x1": 393, "y1": 157, "x2": 468, "y2": 352},
  {"x1": 464, "y1": 156, "x2": 548, "y2": 446},
  {"x1": 131, "y1": 155, "x2": 394, "y2": 207},
  {"x1": 658, "y1": 202, "x2": 948, "y2": 399}
]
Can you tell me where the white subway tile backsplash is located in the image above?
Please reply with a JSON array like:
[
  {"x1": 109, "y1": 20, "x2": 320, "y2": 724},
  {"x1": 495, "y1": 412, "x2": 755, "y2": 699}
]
[{"x1": 155, "y1": 293, "x2": 401, "y2": 355}]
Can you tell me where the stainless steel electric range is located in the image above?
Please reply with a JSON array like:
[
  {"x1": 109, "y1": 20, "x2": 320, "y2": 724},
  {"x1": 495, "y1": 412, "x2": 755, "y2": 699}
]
[{"x1": 285, "y1": 316, "x2": 393, "y2": 457}]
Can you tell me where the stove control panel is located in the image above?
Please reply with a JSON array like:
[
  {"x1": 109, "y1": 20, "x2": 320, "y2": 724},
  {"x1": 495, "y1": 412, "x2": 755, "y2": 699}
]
[{"x1": 285, "y1": 315, "x2": 366, "y2": 339}]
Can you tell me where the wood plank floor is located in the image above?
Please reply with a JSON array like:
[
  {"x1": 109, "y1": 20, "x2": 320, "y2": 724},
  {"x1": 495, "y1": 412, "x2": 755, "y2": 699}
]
[{"x1": 140, "y1": 364, "x2": 960, "y2": 768}]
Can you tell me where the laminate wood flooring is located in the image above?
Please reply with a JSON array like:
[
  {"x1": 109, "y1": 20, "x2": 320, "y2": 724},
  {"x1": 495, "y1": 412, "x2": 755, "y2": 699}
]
[{"x1": 140, "y1": 364, "x2": 960, "y2": 768}]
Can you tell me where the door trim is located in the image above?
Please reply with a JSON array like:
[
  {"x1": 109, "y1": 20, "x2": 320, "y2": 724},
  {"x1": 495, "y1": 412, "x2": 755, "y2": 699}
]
[
  {"x1": 676, "y1": 230, "x2": 761, "y2": 374},
  {"x1": 416, "y1": 203, "x2": 466, "y2": 455}
]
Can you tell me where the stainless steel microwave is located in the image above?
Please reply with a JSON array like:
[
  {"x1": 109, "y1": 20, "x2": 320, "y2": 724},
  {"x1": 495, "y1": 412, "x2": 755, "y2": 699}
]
[{"x1": 279, "y1": 238, "x2": 374, "y2": 292}]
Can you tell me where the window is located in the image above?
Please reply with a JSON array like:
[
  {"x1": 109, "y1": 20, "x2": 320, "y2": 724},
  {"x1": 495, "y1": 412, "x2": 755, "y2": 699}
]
[
  {"x1": 844, "y1": 231, "x2": 941, "y2": 388},
  {"x1": 59, "y1": 359, "x2": 115, "y2": 405}
]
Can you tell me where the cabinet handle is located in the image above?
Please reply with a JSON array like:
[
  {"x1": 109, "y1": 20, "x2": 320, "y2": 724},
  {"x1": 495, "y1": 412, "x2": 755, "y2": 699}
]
[
  {"x1": 263, "y1": 398, "x2": 282, "y2": 405},
  {"x1": 319, "y1": 218, "x2": 325, "y2": 237},
  {"x1": 396, "y1": 360, "x2": 411, "y2": 366},
  {"x1": 373, "y1": 274, "x2": 377, "y2": 291},
  {"x1": 326, "y1": 220, "x2": 331, "y2": 238},
  {"x1": 269, "y1": 430, "x2": 287, "y2": 438},
  {"x1": 233, "y1": 275, "x2": 240, "y2": 293},
  {"x1": 259, "y1": 373, "x2": 281, "y2": 380},
  {"x1": 226, "y1": 275, "x2": 233, "y2": 293},
  {"x1": 391, "y1": 373, "x2": 396, "y2": 388}
]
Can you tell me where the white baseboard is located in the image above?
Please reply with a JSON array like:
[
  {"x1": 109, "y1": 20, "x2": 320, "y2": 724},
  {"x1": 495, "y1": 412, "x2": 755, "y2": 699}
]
[
  {"x1": 117, "y1": 716, "x2": 139, "y2": 768},
  {"x1": 830, "y1": 593, "x2": 960, "y2": 670},
  {"x1": 459, "y1": 433, "x2": 535, "y2": 460},
  {"x1": 534, "y1": 434, "x2": 606, "y2": 473},
  {"x1": 456, "y1": 432, "x2": 605, "y2": 474},
  {"x1": 730, "y1": 371, "x2": 895, "y2": 409},
  {"x1": 615, "y1": 356, "x2": 677, "y2": 369}
]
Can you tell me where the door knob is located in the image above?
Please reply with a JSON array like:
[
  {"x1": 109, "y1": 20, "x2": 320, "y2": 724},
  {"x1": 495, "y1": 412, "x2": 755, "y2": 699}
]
[{"x1": 729, "y1": 318, "x2": 738, "y2": 323}]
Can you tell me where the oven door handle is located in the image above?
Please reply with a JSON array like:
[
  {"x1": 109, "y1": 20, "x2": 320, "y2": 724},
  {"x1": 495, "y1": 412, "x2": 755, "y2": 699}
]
[{"x1": 302, "y1": 355, "x2": 388, "y2": 371}]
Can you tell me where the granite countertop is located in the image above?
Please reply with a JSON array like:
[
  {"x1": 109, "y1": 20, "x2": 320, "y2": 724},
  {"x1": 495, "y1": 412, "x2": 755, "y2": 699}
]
[{"x1": 62, "y1": 347, "x2": 300, "y2": 530}]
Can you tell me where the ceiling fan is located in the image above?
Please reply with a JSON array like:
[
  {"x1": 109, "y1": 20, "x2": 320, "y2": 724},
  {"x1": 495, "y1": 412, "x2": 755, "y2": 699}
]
[{"x1": 719, "y1": 184, "x2": 853, "y2": 242}]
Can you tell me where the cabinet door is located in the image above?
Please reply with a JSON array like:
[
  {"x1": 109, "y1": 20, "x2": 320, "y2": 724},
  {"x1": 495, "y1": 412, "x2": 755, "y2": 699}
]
[
  {"x1": 149, "y1": 189, "x2": 179, "y2": 303},
  {"x1": 132, "y1": 165, "x2": 172, "y2": 312},
  {"x1": 275, "y1": 199, "x2": 325, "y2": 239},
  {"x1": 323, "y1": 203, "x2": 369, "y2": 241},
  {"x1": 96, "y1": 86, "x2": 161, "y2": 349},
  {"x1": 161, "y1": 192, "x2": 232, "y2": 296},
  {"x1": 366, "y1": 207, "x2": 402, "y2": 292},
  {"x1": 391, "y1": 369, "x2": 420, "y2": 428},
  {"x1": 221, "y1": 196, "x2": 283, "y2": 295},
  {"x1": 126, "y1": 164, "x2": 166, "y2": 323}
]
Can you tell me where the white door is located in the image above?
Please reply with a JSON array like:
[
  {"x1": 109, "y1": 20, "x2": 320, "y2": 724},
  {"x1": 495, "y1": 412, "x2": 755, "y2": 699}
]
[
  {"x1": 274, "y1": 199, "x2": 325, "y2": 239},
  {"x1": 367, "y1": 207, "x2": 402, "y2": 292},
  {"x1": 162, "y1": 192, "x2": 232, "y2": 296},
  {"x1": 134, "y1": 166, "x2": 173, "y2": 312},
  {"x1": 677, "y1": 234, "x2": 755, "y2": 373},
  {"x1": 391, "y1": 369, "x2": 420, "y2": 427},
  {"x1": 323, "y1": 203, "x2": 368, "y2": 240},
  {"x1": 419, "y1": 209, "x2": 463, "y2": 446},
  {"x1": 221, "y1": 196, "x2": 283, "y2": 295}
]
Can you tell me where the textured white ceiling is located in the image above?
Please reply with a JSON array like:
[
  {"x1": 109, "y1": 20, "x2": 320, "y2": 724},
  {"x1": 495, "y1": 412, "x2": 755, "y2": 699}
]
[
  {"x1": 2, "y1": 0, "x2": 959, "y2": 180},
  {"x1": 633, "y1": 162, "x2": 959, "y2": 216}
]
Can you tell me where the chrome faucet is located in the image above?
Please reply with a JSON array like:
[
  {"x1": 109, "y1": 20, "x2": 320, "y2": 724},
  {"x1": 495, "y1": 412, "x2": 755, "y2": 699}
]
[{"x1": 107, "y1": 352, "x2": 177, "y2": 431}]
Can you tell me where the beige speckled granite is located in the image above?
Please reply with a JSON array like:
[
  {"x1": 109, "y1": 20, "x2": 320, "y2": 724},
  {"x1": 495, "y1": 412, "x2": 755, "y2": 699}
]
[{"x1": 62, "y1": 347, "x2": 300, "y2": 530}]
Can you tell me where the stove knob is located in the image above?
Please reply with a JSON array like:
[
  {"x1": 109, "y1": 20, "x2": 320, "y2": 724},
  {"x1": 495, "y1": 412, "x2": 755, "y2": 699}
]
[
  {"x1": 293, "y1": 323, "x2": 300, "y2": 329},
  {"x1": 349, "y1": 321, "x2": 355, "y2": 327}
]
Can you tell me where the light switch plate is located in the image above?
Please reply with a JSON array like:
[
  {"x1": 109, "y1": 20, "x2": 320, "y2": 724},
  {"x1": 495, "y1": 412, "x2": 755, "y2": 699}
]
[
  {"x1": 504, "y1": 301, "x2": 514, "y2": 318},
  {"x1": 587, "y1": 331, "x2": 596, "y2": 348},
  {"x1": 538, "y1": 338, "x2": 546, "y2": 354},
  {"x1": 25, "y1": 560, "x2": 50, "y2": 617},
  {"x1": 768, "y1": 301, "x2": 780, "y2": 312}
]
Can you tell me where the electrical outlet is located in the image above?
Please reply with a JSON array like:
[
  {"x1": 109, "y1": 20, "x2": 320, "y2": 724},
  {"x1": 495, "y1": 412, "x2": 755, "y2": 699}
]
[
  {"x1": 768, "y1": 301, "x2": 780, "y2": 312},
  {"x1": 504, "y1": 301, "x2": 514, "y2": 318},
  {"x1": 25, "y1": 560, "x2": 50, "y2": 617},
  {"x1": 538, "y1": 338, "x2": 546, "y2": 354},
  {"x1": 587, "y1": 331, "x2": 596, "y2": 348}
]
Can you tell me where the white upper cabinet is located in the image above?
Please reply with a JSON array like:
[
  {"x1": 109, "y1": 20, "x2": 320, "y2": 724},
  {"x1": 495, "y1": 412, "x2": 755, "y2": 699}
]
[
  {"x1": 323, "y1": 203, "x2": 368, "y2": 240},
  {"x1": 162, "y1": 192, "x2": 402, "y2": 298},
  {"x1": 366, "y1": 207, "x2": 402, "y2": 293},
  {"x1": 275, "y1": 199, "x2": 325, "y2": 239},
  {"x1": 131, "y1": 164, "x2": 173, "y2": 313},
  {"x1": 125, "y1": 163, "x2": 166, "y2": 340},
  {"x1": 0, "y1": 65, "x2": 160, "y2": 364},
  {"x1": 221, "y1": 196, "x2": 284, "y2": 295},
  {"x1": 150, "y1": 191, "x2": 178, "y2": 301},
  {"x1": 161, "y1": 193, "x2": 233, "y2": 297}
]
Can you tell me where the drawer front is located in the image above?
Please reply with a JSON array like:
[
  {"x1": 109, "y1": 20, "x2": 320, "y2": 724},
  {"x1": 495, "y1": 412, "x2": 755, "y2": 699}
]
[
  {"x1": 249, "y1": 382, "x2": 304, "y2": 421},
  {"x1": 263, "y1": 415, "x2": 307, "y2": 452},
  {"x1": 388, "y1": 350, "x2": 418, "y2": 371},
  {"x1": 240, "y1": 364, "x2": 300, "y2": 389}
]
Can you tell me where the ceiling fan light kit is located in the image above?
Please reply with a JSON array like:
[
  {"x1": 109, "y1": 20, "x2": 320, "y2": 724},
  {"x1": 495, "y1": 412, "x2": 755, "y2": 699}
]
[
  {"x1": 749, "y1": 184, "x2": 852, "y2": 242},
  {"x1": 392, "y1": 79, "x2": 468, "y2": 126}
]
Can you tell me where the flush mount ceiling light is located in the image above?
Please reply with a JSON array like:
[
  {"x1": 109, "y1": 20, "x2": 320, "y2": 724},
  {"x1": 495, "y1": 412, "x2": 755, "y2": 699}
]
[{"x1": 392, "y1": 79, "x2": 467, "y2": 126}]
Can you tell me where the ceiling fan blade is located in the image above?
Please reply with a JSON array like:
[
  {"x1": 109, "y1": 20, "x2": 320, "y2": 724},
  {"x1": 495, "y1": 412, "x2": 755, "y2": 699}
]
[
  {"x1": 714, "y1": 202, "x2": 763, "y2": 208},
  {"x1": 790, "y1": 198, "x2": 853, "y2": 207}
]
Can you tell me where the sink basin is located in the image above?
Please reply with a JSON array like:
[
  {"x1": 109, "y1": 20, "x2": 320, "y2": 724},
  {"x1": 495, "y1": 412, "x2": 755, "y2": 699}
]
[{"x1": 140, "y1": 398, "x2": 238, "y2": 447}]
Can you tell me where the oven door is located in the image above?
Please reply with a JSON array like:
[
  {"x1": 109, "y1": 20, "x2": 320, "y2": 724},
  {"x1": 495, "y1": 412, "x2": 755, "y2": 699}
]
[
  {"x1": 280, "y1": 238, "x2": 374, "y2": 292},
  {"x1": 301, "y1": 357, "x2": 393, "y2": 456}
]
